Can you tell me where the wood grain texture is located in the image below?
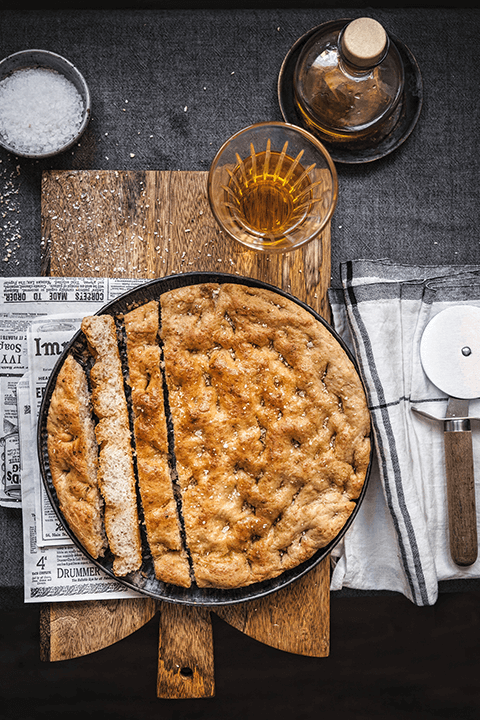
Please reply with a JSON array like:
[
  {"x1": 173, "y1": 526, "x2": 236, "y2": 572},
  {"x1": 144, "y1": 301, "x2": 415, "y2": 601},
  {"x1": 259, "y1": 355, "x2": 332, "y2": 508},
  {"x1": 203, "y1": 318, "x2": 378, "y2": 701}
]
[
  {"x1": 444, "y1": 430, "x2": 478, "y2": 566},
  {"x1": 39, "y1": 597, "x2": 157, "y2": 661},
  {"x1": 216, "y1": 558, "x2": 330, "y2": 656},
  {"x1": 41, "y1": 170, "x2": 331, "y2": 320},
  {"x1": 40, "y1": 169, "x2": 333, "y2": 693},
  {"x1": 157, "y1": 604, "x2": 215, "y2": 698}
]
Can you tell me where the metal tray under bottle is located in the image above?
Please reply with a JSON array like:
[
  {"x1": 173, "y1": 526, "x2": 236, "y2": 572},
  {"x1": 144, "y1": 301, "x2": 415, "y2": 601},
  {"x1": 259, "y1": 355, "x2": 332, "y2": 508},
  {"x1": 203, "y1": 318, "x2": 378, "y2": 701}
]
[{"x1": 278, "y1": 19, "x2": 423, "y2": 164}]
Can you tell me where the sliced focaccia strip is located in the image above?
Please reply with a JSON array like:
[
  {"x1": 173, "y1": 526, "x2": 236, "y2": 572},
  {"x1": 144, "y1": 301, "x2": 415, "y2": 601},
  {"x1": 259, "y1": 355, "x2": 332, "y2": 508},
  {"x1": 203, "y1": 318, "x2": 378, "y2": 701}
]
[
  {"x1": 81, "y1": 314, "x2": 142, "y2": 577},
  {"x1": 47, "y1": 354, "x2": 107, "y2": 559},
  {"x1": 124, "y1": 300, "x2": 191, "y2": 588},
  {"x1": 160, "y1": 283, "x2": 370, "y2": 589}
]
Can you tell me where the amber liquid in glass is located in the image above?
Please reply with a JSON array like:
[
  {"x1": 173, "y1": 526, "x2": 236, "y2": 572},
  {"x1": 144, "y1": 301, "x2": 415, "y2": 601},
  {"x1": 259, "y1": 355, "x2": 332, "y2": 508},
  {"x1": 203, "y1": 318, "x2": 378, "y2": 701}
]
[{"x1": 224, "y1": 141, "x2": 320, "y2": 240}]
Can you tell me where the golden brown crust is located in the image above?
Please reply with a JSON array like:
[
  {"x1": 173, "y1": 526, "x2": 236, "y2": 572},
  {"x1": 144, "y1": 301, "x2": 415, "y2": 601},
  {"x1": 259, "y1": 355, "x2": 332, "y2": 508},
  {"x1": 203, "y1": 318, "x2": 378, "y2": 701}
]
[
  {"x1": 124, "y1": 300, "x2": 191, "y2": 588},
  {"x1": 160, "y1": 283, "x2": 370, "y2": 588},
  {"x1": 49, "y1": 284, "x2": 369, "y2": 590},
  {"x1": 47, "y1": 354, "x2": 107, "y2": 559},
  {"x1": 81, "y1": 314, "x2": 142, "y2": 577}
]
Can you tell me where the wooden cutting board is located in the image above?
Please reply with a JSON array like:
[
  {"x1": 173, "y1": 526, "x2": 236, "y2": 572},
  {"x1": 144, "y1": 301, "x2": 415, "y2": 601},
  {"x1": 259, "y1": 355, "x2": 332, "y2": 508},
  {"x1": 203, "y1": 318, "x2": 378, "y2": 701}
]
[{"x1": 39, "y1": 169, "x2": 332, "y2": 698}]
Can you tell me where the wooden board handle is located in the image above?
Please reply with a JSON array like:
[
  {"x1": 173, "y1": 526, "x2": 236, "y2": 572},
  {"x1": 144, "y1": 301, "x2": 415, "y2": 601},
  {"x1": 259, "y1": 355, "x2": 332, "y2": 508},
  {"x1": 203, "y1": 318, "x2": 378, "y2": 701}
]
[
  {"x1": 444, "y1": 430, "x2": 478, "y2": 566},
  {"x1": 157, "y1": 604, "x2": 215, "y2": 699}
]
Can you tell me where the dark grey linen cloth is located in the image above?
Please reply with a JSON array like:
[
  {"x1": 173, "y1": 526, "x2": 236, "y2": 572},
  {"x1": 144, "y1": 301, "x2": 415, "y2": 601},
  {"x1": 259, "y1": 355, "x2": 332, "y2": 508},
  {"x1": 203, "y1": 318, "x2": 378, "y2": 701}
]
[{"x1": 1, "y1": 7, "x2": 480, "y2": 609}]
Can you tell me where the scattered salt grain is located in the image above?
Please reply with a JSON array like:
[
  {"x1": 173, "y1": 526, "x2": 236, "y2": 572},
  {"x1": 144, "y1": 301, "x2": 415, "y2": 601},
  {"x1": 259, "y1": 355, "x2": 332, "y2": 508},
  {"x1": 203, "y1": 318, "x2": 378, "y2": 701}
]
[{"x1": 0, "y1": 67, "x2": 84, "y2": 155}]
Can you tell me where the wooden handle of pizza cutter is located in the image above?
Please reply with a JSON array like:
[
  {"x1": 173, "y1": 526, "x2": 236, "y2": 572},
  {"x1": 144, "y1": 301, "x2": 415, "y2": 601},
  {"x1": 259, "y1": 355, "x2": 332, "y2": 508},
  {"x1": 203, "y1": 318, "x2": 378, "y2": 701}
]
[{"x1": 444, "y1": 428, "x2": 478, "y2": 566}]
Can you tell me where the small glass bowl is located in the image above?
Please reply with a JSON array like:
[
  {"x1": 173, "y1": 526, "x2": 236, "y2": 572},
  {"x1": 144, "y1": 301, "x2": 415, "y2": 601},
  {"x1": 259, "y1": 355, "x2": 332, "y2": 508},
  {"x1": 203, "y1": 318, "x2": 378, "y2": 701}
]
[
  {"x1": 0, "y1": 49, "x2": 91, "y2": 159},
  {"x1": 207, "y1": 121, "x2": 338, "y2": 254}
]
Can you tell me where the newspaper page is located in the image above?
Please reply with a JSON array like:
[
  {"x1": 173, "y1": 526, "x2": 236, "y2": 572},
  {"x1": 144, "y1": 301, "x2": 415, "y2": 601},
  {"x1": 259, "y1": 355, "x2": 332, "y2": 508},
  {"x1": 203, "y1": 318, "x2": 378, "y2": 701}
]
[
  {"x1": 18, "y1": 375, "x2": 142, "y2": 603},
  {"x1": 0, "y1": 315, "x2": 34, "y2": 506},
  {"x1": 6, "y1": 276, "x2": 150, "y2": 602},
  {"x1": 0, "y1": 276, "x2": 146, "y2": 507}
]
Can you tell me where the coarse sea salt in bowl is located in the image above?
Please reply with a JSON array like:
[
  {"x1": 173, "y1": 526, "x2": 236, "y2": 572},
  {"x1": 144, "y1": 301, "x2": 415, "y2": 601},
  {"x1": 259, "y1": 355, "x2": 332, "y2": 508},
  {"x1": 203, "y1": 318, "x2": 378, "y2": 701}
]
[{"x1": 0, "y1": 49, "x2": 91, "y2": 159}]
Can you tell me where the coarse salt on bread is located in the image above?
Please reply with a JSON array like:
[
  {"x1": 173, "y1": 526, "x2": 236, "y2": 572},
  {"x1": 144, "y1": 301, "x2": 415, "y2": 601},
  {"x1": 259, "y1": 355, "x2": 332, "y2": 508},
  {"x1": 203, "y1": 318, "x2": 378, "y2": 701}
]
[
  {"x1": 124, "y1": 300, "x2": 191, "y2": 587},
  {"x1": 160, "y1": 283, "x2": 370, "y2": 589},
  {"x1": 47, "y1": 354, "x2": 107, "y2": 559}
]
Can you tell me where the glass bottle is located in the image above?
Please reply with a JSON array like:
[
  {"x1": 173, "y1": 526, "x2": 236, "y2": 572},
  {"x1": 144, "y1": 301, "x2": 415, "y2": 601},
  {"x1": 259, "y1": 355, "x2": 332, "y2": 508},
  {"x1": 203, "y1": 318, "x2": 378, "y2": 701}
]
[{"x1": 293, "y1": 17, "x2": 405, "y2": 148}]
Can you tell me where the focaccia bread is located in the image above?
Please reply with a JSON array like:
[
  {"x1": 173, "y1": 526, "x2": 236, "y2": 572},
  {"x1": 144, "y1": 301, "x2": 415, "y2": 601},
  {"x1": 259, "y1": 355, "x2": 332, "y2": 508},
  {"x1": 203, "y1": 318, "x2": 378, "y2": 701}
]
[
  {"x1": 47, "y1": 283, "x2": 370, "y2": 590},
  {"x1": 81, "y1": 314, "x2": 142, "y2": 577},
  {"x1": 160, "y1": 283, "x2": 370, "y2": 588},
  {"x1": 124, "y1": 300, "x2": 191, "y2": 588},
  {"x1": 46, "y1": 354, "x2": 107, "y2": 559}
]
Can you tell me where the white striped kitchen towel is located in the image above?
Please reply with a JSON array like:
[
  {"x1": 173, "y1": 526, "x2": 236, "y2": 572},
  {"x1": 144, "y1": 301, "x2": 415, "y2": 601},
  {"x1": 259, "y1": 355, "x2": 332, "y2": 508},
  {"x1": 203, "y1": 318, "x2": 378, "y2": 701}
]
[{"x1": 328, "y1": 259, "x2": 480, "y2": 606}]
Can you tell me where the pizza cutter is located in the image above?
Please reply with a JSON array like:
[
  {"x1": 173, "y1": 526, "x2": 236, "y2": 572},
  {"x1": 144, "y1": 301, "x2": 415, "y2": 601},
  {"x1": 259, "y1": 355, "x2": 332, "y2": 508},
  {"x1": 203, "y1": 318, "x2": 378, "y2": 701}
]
[{"x1": 416, "y1": 305, "x2": 480, "y2": 567}]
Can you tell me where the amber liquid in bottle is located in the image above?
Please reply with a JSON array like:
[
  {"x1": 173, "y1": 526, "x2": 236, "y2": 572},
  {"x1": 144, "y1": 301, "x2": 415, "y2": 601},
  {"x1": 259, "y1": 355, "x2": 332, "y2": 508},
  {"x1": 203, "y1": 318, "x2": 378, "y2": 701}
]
[{"x1": 294, "y1": 18, "x2": 404, "y2": 148}]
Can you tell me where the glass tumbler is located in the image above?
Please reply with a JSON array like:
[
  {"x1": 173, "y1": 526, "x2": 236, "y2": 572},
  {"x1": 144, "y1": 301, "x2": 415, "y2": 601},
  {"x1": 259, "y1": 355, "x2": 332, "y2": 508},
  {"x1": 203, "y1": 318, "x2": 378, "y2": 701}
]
[{"x1": 207, "y1": 121, "x2": 338, "y2": 253}]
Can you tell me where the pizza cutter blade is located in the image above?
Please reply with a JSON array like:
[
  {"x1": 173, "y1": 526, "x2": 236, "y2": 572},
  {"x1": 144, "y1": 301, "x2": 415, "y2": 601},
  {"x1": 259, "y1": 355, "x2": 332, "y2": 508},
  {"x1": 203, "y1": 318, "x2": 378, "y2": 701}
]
[{"x1": 419, "y1": 305, "x2": 480, "y2": 566}]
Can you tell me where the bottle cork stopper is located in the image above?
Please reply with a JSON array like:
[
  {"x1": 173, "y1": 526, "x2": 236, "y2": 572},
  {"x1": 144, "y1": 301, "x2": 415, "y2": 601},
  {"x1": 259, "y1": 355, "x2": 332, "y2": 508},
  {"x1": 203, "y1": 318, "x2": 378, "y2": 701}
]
[{"x1": 341, "y1": 17, "x2": 387, "y2": 68}]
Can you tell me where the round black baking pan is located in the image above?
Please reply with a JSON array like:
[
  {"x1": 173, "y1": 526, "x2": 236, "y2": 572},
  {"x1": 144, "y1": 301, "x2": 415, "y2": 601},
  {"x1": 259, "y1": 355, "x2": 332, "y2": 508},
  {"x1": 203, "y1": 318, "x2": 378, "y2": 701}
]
[
  {"x1": 278, "y1": 19, "x2": 423, "y2": 164},
  {"x1": 37, "y1": 272, "x2": 373, "y2": 606}
]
